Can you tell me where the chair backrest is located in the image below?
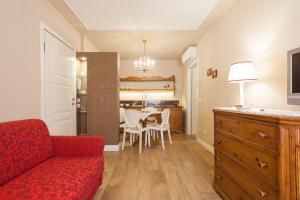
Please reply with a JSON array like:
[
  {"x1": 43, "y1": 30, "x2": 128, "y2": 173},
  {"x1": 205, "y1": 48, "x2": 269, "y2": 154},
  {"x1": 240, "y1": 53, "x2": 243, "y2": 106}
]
[
  {"x1": 0, "y1": 119, "x2": 54, "y2": 185},
  {"x1": 144, "y1": 107, "x2": 157, "y2": 112},
  {"x1": 161, "y1": 109, "x2": 170, "y2": 126},
  {"x1": 124, "y1": 110, "x2": 141, "y2": 128},
  {"x1": 120, "y1": 107, "x2": 126, "y2": 123}
]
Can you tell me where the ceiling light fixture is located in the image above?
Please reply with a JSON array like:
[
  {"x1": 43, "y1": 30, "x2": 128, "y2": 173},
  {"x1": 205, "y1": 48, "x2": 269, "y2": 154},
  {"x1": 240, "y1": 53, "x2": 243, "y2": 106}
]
[{"x1": 134, "y1": 40, "x2": 155, "y2": 73}]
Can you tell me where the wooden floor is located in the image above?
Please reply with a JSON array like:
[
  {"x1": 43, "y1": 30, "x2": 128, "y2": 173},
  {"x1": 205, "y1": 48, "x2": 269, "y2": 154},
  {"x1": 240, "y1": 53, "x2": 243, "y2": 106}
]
[{"x1": 93, "y1": 134, "x2": 221, "y2": 200}]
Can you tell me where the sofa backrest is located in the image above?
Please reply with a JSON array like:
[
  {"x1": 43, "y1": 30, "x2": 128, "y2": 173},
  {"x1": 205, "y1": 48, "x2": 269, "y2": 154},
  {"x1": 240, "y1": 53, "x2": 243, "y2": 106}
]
[{"x1": 0, "y1": 119, "x2": 53, "y2": 185}]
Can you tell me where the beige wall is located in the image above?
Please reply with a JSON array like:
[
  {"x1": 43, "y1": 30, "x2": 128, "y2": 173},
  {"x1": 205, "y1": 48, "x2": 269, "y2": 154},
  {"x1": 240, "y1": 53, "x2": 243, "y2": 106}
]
[
  {"x1": 83, "y1": 36, "x2": 99, "y2": 52},
  {"x1": 197, "y1": 0, "x2": 300, "y2": 148},
  {"x1": 0, "y1": 0, "x2": 97, "y2": 122},
  {"x1": 120, "y1": 59, "x2": 184, "y2": 102}
]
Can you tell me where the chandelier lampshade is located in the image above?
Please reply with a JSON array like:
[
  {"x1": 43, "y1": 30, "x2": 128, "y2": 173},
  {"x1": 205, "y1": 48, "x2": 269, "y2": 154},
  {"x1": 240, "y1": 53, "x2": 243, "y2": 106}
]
[{"x1": 134, "y1": 40, "x2": 155, "y2": 73}]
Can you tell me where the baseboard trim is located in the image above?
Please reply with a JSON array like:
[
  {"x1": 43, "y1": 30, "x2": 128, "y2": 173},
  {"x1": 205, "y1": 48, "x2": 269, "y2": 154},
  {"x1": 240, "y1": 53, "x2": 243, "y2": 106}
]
[
  {"x1": 196, "y1": 138, "x2": 214, "y2": 155},
  {"x1": 104, "y1": 145, "x2": 120, "y2": 152}
]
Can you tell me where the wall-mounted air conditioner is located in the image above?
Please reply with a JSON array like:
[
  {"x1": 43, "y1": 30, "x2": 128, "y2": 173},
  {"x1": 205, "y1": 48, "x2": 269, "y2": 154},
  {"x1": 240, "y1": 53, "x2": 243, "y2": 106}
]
[{"x1": 181, "y1": 46, "x2": 197, "y2": 65}]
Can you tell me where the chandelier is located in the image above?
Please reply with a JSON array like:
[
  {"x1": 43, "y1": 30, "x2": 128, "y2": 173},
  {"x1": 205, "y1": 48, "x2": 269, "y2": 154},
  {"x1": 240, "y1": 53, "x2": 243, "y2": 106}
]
[{"x1": 134, "y1": 40, "x2": 155, "y2": 73}]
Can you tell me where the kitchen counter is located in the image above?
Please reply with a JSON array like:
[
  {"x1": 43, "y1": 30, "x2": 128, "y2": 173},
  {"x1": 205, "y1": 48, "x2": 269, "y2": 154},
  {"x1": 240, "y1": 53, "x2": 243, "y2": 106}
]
[{"x1": 120, "y1": 100, "x2": 180, "y2": 108}]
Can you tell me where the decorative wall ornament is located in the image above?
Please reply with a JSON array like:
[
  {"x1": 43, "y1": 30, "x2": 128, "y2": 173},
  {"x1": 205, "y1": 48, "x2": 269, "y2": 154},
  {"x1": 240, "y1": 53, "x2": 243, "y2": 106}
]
[
  {"x1": 207, "y1": 68, "x2": 218, "y2": 78},
  {"x1": 207, "y1": 68, "x2": 212, "y2": 76},
  {"x1": 212, "y1": 69, "x2": 218, "y2": 78}
]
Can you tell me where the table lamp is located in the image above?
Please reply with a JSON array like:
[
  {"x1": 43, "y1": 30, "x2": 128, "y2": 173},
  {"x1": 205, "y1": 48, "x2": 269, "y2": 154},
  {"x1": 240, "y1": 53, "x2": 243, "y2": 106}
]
[{"x1": 227, "y1": 61, "x2": 257, "y2": 107}]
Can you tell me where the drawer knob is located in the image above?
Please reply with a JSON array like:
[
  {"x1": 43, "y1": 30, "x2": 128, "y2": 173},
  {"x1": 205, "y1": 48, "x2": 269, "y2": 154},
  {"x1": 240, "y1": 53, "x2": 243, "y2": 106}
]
[
  {"x1": 258, "y1": 132, "x2": 267, "y2": 138},
  {"x1": 233, "y1": 153, "x2": 242, "y2": 161},
  {"x1": 215, "y1": 139, "x2": 221, "y2": 145},
  {"x1": 256, "y1": 158, "x2": 268, "y2": 168},
  {"x1": 216, "y1": 157, "x2": 221, "y2": 161},
  {"x1": 216, "y1": 175, "x2": 222, "y2": 180},
  {"x1": 259, "y1": 190, "x2": 267, "y2": 197},
  {"x1": 258, "y1": 161, "x2": 267, "y2": 168},
  {"x1": 218, "y1": 120, "x2": 223, "y2": 125}
]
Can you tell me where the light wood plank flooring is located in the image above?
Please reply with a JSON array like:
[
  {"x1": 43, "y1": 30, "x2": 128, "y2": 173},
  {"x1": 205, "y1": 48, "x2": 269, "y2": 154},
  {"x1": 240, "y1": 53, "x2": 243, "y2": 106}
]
[{"x1": 93, "y1": 134, "x2": 221, "y2": 200}]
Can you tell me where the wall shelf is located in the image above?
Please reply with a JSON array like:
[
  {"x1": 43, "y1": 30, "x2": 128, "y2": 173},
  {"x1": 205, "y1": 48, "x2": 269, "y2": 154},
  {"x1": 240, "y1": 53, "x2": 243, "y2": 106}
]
[
  {"x1": 120, "y1": 75, "x2": 176, "y2": 95},
  {"x1": 120, "y1": 75, "x2": 175, "y2": 82},
  {"x1": 120, "y1": 89, "x2": 175, "y2": 93}
]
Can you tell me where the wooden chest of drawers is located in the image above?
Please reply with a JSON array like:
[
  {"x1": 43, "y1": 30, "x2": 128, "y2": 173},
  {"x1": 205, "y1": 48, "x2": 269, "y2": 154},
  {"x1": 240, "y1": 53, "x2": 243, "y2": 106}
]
[{"x1": 213, "y1": 108, "x2": 300, "y2": 200}]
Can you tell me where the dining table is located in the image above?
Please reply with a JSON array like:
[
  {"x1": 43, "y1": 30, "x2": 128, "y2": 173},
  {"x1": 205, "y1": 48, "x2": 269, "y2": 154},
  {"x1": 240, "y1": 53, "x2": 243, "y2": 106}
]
[
  {"x1": 139, "y1": 110, "x2": 162, "y2": 126},
  {"x1": 139, "y1": 111, "x2": 161, "y2": 121}
]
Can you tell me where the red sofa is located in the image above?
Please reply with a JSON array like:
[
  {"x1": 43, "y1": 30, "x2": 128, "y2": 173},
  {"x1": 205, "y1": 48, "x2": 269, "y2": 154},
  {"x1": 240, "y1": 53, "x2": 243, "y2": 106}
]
[{"x1": 0, "y1": 119, "x2": 104, "y2": 200}]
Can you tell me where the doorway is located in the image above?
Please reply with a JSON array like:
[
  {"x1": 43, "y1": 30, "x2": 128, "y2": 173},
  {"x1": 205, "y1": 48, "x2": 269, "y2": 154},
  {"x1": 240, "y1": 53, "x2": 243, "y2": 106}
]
[
  {"x1": 186, "y1": 62, "x2": 198, "y2": 135},
  {"x1": 41, "y1": 25, "x2": 77, "y2": 136}
]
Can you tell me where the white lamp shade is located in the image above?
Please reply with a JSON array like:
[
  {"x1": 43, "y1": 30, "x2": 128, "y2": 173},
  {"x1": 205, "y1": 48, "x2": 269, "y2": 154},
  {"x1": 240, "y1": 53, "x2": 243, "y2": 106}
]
[{"x1": 228, "y1": 61, "x2": 257, "y2": 83}]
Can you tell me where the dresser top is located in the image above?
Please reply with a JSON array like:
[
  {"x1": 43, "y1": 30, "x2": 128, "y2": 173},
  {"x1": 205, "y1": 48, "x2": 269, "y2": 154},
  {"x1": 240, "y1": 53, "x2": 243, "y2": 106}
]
[{"x1": 214, "y1": 107, "x2": 300, "y2": 124}]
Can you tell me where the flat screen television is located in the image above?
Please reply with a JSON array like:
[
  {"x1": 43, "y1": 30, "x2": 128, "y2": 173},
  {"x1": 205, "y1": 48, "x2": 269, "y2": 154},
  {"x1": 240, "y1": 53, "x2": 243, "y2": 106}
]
[{"x1": 288, "y1": 47, "x2": 300, "y2": 105}]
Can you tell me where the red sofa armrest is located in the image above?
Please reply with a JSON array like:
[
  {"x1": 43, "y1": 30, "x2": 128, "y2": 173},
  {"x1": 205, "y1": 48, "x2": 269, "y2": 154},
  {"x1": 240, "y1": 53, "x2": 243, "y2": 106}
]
[{"x1": 51, "y1": 136, "x2": 104, "y2": 157}]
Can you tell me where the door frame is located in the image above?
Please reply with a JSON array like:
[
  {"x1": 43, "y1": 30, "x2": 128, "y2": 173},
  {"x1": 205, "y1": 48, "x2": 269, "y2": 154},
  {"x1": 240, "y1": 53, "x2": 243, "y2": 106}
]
[
  {"x1": 186, "y1": 59, "x2": 198, "y2": 136},
  {"x1": 40, "y1": 22, "x2": 77, "y2": 123}
]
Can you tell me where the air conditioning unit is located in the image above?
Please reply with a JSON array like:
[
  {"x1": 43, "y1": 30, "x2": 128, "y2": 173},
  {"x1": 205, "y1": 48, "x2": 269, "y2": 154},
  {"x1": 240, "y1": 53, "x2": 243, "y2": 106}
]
[{"x1": 181, "y1": 46, "x2": 197, "y2": 65}]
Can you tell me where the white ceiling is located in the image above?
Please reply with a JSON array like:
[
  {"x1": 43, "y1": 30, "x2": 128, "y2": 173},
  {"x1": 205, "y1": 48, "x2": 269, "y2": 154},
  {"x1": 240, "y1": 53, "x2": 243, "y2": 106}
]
[
  {"x1": 86, "y1": 30, "x2": 201, "y2": 59},
  {"x1": 64, "y1": 0, "x2": 219, "y2": 30}
]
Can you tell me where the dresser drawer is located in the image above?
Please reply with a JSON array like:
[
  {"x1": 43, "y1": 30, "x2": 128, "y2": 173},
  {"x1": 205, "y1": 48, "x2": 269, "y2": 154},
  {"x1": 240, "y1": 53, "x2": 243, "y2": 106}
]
[
  {"x1": 215, "y1": 150, "x2": 278, "y2": 200},
  {"x1": 215, "y1": 168, "x2": 252, "y2": 200},
  {"x1": 215, "y1": 133, "x2": 277, "y2": 184},
  {"x1": 215, "y1": 115, "x2": 278, "y2": 151}
]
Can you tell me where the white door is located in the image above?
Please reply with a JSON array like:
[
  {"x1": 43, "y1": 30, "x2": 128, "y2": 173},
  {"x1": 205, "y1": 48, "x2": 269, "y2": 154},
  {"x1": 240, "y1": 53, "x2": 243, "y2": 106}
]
[
  {"x1": 43, "y1": 30, "x2": 76, "y2": 136},
  {"x1": 191, "y1": 66, "x2": 198, "y2": 135},
  {"x1": 187, "y1": 64, "x2": 198, "y2": 135},
  {"x1": 187, "y1": 68, "x2": 192, "y2": 135}
]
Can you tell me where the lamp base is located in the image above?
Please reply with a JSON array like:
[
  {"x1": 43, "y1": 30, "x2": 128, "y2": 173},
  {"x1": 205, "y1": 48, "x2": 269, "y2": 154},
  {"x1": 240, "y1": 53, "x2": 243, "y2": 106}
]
[
  {"x1": 234, "y1": 104, "x2": 250, "y2": 110},
  {"x1": 239, "y1": 82, "x2": 245, "y2": 107}
]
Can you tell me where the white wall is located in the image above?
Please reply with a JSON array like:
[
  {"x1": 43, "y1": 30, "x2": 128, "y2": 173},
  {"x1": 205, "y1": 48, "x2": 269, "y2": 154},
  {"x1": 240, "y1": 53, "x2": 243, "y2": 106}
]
[
  {"x1": 120, "y1": 59, "x2": 184, "y2": 102},
  {"x1": 0, "y1": 0, "x2": 97, "y2": 122},
  {"x1": 196, "y1": 0, "x2": 300, "y2": 149}
]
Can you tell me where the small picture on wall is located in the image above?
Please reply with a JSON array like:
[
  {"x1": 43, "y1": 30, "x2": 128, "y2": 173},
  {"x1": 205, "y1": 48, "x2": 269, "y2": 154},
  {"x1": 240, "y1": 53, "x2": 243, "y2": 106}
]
[
  {"x1": 207, "y1": 68, "x2": 212, "y2": 76},
  {"x1": 212, "y1": 69, "x2": 218, "y2": 78}
]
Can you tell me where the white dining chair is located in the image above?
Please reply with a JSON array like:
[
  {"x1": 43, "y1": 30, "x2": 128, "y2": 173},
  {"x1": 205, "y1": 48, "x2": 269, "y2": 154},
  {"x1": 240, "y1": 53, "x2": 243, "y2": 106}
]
[
  {"x1": 120, "y1": 107, "x2": 126, "y2": 124},
  {"x1": 147, "y1": 109, "x2": 172, "y2": 150},
  {"x1": 119, "y1": 108, "x2": 126, "y2": 132},
  {"x1": 143, "y1": 107, "x2": 158, "y2": 123},
  {"x1": 122, "y1": 109, "x2": 149, "y2": 154},
  {"x1": 143, "y1": 107, "x2": 158, "y2": 142},
  {"x1": 120, "y1": 107, "x2": 142, "y2": 144}
]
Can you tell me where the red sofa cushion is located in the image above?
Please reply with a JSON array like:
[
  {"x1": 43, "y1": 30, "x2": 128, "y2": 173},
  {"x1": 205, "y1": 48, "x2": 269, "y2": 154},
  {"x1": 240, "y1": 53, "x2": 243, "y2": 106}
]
[
  {"x1": 52, "y1": 136, "x2": 104, "y2": 157},
  {"x1": 0, "y1": 156, "x2": 104, "y2": 200},
  {"x1": 0, "y1": 119, "x2": 53, "y2": 185}
]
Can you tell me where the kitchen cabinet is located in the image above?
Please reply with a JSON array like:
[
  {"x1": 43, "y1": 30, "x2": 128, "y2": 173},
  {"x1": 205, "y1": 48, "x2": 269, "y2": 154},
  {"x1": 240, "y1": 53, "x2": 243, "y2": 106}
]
[{"x1": 169, "y1": 107, "x2": 183, "y2": 133}]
